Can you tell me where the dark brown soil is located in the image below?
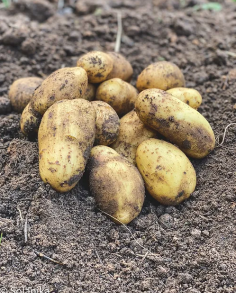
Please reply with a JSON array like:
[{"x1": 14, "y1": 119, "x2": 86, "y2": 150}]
[{"x1": 0, "y1": 0, "x2": 236, "y2": 292}]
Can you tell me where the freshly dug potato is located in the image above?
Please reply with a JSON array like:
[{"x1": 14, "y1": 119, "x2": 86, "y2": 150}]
[
  {"x1": 91, "y1": 101, "x2": 120, "y2": 146},
  {"x1": 136, "y1": 139, "x2": 196, "y2": 205},
  {"x1": 88, "y1": 146, "x2": 145, "y2": 224},
  {"x1": 106, "y1": 52, "x2": 133, "y2": 81},
  {"x1": 135, "y1": 89, "x2": 215, "y2": 158},
  {"x1": 111, "y1": 110, "x2": 157, "y2": 164},
  {"x1": 83, "y1": 83, "x2": 97, "y2": 101},
  {"x1": 8, "y1": 77, "x2": 43, "y2": 113},
  {"x1": 167, "y1": 88, "x2": 202, "y2": 110},
  {"x1": 38, "y1": 99, "x2": 96, "y2": 192},
  {"x1": 20, "y1": 102, "x2": 42, "y2": 136},
  {"x1": 32, "y1": 67, "x2": 88, "y2": 115},
  {"x1": 96, "y1": 78, "x2": 138, "y2": 116},
  {"x1": 0, "y1": 97, "x2": 11, "y2": 114},
  {"x1": 136, "y1": 61, "x2": 185, "y2": 92}
]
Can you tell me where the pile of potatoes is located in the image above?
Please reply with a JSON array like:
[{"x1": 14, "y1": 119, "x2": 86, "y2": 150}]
[{"x1": 7, "y1": 51, "x2": 215, "y2": 225}]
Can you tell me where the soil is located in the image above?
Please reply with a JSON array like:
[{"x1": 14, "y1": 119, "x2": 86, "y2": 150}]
[{"x1": 0, "y1": 0, "x2": 236, "y2": 292}]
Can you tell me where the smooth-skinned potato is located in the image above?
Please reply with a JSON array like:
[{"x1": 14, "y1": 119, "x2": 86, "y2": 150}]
[
  {"x1": 20, "y1": 102, "x2": 42, "y2": 136},
  {"x1": 91, "y1": 101, "x2": 120, "y2": 146},
  {"x1": 88, "y1": 146, "x2": 145, "y2": 224},
  {"x1": 38, "y1": 99, "x2": 96, "y2": 192},
  {"x1": 136, "y1": 139, "x2": 196, "y2": 205},
  {"x1": 106, "y1": 52, "x2": 133, "y2": 81},
  {"x1": 84, "y1": 83, "x2": 97, "y2": 101},
  {"x1": 135, "y1": 89, "x2": 215, "y2": 158}
]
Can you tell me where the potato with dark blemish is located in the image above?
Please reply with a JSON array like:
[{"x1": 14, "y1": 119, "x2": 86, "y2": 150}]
[
  {"x1": 136, "y1": 139, "x2": 196, "y2": 205},
  {"x1": 83, "y1": 83, "x2": 97, "y2": 101},
  {"x1": 135, "y1": 89, "x2": 215, "y2": 158},
  {"x1": 88, "y1": 146, "x2": 145, "y2": 224},
  {"x1": 91, "y1": 101, "x2": 120, "y2": 146},
  {"x1": 167, "y1": 88, "x2": 202, "y2": 110},
  {"x1": 20, "y1": 102, "x2": 42, "y2": 136},
  {"x1": 38, "y1": 99, "x2": 96, "y2": 192}
]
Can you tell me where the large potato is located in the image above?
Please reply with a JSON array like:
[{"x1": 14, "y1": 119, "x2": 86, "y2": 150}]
[
  {"x1": 91, "y1": 101, "x2": 120, "y2": 146},
  {"x1": 136, "y1": 61, "x2": 185, "y2": 92},
  {"x1": 136, "y1": 139, "x2": 196, "y2": 205},
  {"x1": 8, "y1": 77, "x2": 43, "y2": 113},
  {"x1": 111, "y1": 110, "x2": 157, "y2": 164},
  {"x1": 106, "y1": 52, "x2": 133, "y2": 81},
  {"x1": 32, "y1": 67, "x2": 88, "y2": 115},
  {"x1": 38, "y1": 99, "x2": 96, "y2": 192},
  {"x1": 83, "y1": 83, "x2": 97, "y2": 101},
  {"x1": 96, "y1": 78, "x2": 138, "y2": 116},
  {"x1": 135, "y1": 89, "x2": 215, "y2": 158},
  {"x1": 20, "y1": 102, "x2": 42, "y2": 136},
  {"x1": 88, "y1": 146, "x2": 145, "y2": 224}
]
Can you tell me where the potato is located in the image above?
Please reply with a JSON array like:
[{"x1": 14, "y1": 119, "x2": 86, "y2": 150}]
[
  {"x1": 20, "y1": 102, "x2": 42, "y2": 136},
  {"x1": 32, "y1": 67, "x2": 88, "y2": 115},
  {"x1": 88, "y1": 146, "x2": 145, "y2": 224},
  {"x1": 106, "y1": 52, "x2": 133, "y2": 81},
  {"x1": 91, "y1": 101, "x2": 120, "y2": 146},
  {"x1": 38, "y1": 99, "x2": 96, "y2": 192},
  {"x1": 111, "y1": 110, "x2": 157, "y2": 164},
  {"x1": 8, "y1": 77, "x2": 43, "y2": 113},
  {"x1": 167, "y1": 88, "x2": 202, "y2": 110},
  {"x1": 135, "y1": 89, "x2": 215, "y2": 158},
  {"x1": 96, "y1": 78, "x2": 138, "y2": 116},
  {"x1": 136, "y1": 61, "x2": 185, "y2": 92},
  {"x1": 136, "y1": 139, "x2": 196, "y2": 205},
  {"x1": 83, "y1": 83, "x2": 97, "y2": 101}
]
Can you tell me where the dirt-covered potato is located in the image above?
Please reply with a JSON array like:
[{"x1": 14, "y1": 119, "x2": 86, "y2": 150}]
[
  {"x1": 32, "y1": 67, "x2": 88, "y2": 115},
  {"x1": 111, "y1": 110, "x2": 157, "y2": 164},
  {"x1": 106, "y1": 52, "x2": 133, "y2": 81},
  {"x1": 136, "y1": 139, "x2": 196, "y2": 205},
  {"x1": 167, "y1": 88, "x2": 202, "y2": 110},
  {"x1": 0, "y1": 97, "x2": 11, "y2": 114},
  {"x1": 135, "y1": 89, "x2": 215, "y2": 158},
  {"x1": 88, "y1": 146, "x2": 145, "y2": 224},
  {"x1": 8, "y1": 77, "x2": 43, "y2": 113},
  {"x1": 91, "y1": 101, "x2": 120, "y2": 146},
  {"x1": 136, "y1": 61, "x2": 185, "y2": 92},
  {"x1": 38, "y1": 99, "x2": 96, "y2": 192},
  {"x1": 20, "y1": 102, "x2": 42, "y2": 136},
  {"x1": 83, "y1": 83, "x2": 97, "y2": 101},
  {"x1": 96, "y1": 78, "x2": 138, "y2": 116}
]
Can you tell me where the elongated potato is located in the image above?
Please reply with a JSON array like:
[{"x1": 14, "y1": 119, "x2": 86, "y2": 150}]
[
  {"x1": 106, "y1": 52, "x2": 133, "y2": 81},
  {"x1": 111, "y1": 110, "x2": 157, "y2": 164},
  {"x1": 32, "y1": 67, "x2": 88, "y2": 115},
  {"x1": 91, "y1": 101, "x2": 120, "y2": 146},
  {"x1": 38, "y1": 99, "x2": 96, "y2": 192},
  {"x1": 167, "y1": 88, "x2": 202, "y2": 110},
  {"x1": 136, "y1": 61, "x2": 185, "y2": 92},
  {"x1": 96, "y1": 78, "x2": 138, "y2": 116},
  {"x1": 136, "y1": 139, "x2": 196, "y2": 205},
  {"x1": 135, "y1": 89, "x2": 215, "y2": 158},
  {"x1": 20, "y1": 102, "x2": 42, "y2": 136},
  {"x1": 88, "y1": 146, "x2": 145, "y2": 224},
  {"x1": 83, "y1": 83, "x2": 97, "y2": 101}
]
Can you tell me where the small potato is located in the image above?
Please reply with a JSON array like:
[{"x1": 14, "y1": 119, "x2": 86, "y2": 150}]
[
  {"x1": 20, "y1": 102, "x2": 42, "y2": 136},
  {"x1": 38, "y1": 99, "x2": 96, "y2": 192},
  {"x1": 88, "y1": 146, "x2": 145, "y2": 224},
  {"x1": 96, "y1": 78, "x2": 138, "y2": 116},
  {"x1": 135, "y1": 89, "x2": 215, "y2": 158},
  {"x1": 106, "y1": 52, "x2": 133, "y2": 81},
  {"x1": 136, "y1": 61, "x2": 185, "y2": 92},
  {"x1": 32, "y1": 67, "x2": 88, "y2": 115},
  {"x1": 8, "y1": 77, "x2": 43, "y2": 113},
  {"x1": 167, "y1": 88, "x2": 202, "y2": 110},
  {"x1": 136, "y1": 139, "x2": 196, "y2": 205},
  {"x1": 91, "y1": 101, "x2": 120, "y2": 146},
  {"x1": 83, "y1": 83, "x2": 97, "y2": 101},
  {"x1": 111, "y1": 110, "x2": 157, "y2": 164}
]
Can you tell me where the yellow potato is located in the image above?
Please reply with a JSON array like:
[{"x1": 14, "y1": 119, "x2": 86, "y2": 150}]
[
  {"x1": 111, "y1": 110, "x2": 158, "y2": 164},
  {"x1": 88, "y1": 146, "x2": 145, "y2": 224},
  {"x1": 83, "y1": 83, "x2": 97, "y2": 101},
  {"x1": 20, "y1": 102, "x2": 42, "y2": 136},
  {"x1": 106, "y1": 52, "x2": 133, "y2": 81},
  {"x1": 136, "y1": 61, "x2": 185, "y2": 92},
  {"x1": 136, "y1": 139, "x2": 196, "y2": 205},
  {"x1": 91, "y1": 101, "x2": 120, "y2": 146},
  {"x1": 135, "y1": 89, "x2": 215, "y2": 158},
  {"x1": 96, "y1": 78, "x2": 138, "y2": 116},
  {"x1": 167, "y1": 88, "x2": 202, "y2": 110},
  {"x1": 38, "y1": 99, "x2": 96, "y2": 192},
  {"x1": 8, "y1": 77, "x2": 43, "y2": 113},
  {"x1": 32, "y1": 67, "x2": 88, "y2": 115}
]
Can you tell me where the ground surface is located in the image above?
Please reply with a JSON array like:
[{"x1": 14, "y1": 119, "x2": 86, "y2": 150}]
[{"x1": 0, "y1": 0, "x2": 236, "y2": 292}]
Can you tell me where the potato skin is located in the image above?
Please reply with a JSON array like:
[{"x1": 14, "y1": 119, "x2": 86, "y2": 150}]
[
  {"x1": 91, "y1": 101, "x2": 120, "y2": 146},
  {"x1": 83, "y1": 83, "x2": 97, "y2": 101},
  {"x1": 96, "y1": 78, "x2": 138, "y2": 116},
  {"x1": 106, "y1": 52, "x2": 133, "y2": 81},
  {"x1": 111, "y1": 110, "x2": 157, "y2": 164},
  {"x1": 135, "y1": 89, "x2": 215, "y2": 158},
  {"x1": 136, "y1": 61, "x2": 185, "y2": 92},
  {"x1": 8, "y1": 77, "x2": 43, "y2": 113},
  {"x1": 38, "y1": 99, "x2": 96, "y2": 192},
  {"x1": 88, "y1": 146, "x2": 145, "y2": 224},
  {"x1": 20, "y1": 102, "x2": 42, "y2": 136},
  {"x1": 32, "y1": 67, "x2": 88, "y2": 115},
  {"x1": 136, "y1": 139, "x2": 196, "y2": 205},
  {"x1": 167, "y1": 88, "x2": 202, "y2": 110}
]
